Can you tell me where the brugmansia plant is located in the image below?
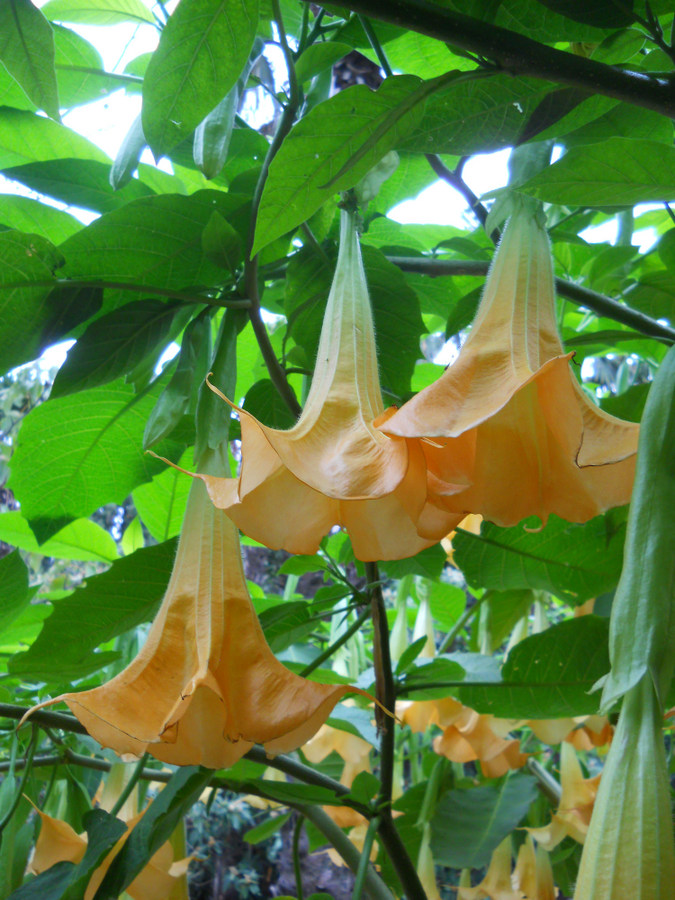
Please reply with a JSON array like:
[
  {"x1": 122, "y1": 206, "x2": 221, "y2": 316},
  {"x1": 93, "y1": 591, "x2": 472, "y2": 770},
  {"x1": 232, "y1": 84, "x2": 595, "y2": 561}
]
[{"x1": 0, "y1": 2, "x2": 673, "y2": 900}]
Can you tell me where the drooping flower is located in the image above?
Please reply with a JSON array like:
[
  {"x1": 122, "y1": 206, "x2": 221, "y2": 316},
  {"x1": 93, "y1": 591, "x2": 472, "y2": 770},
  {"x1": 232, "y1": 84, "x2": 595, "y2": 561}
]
[
  {"x1": 28, "y1": 475, "x2": 368, "y2": 767},
  {"x1": 457, "y1": 837, "x2": 521, "y2": 900},
  {"x1": 573, "y1": 675, "x2": 675, "y2": 900},
  {"x1": 192, "y1": 207, "x2": 462, "y2": 560},
  {"x1": 29, "y1": 766, "x2": 190, "y2": 900},
  {"x1": 526, "y1": 742, "x2": 600, "y2": 850},
  {"x1": 378, "y1": 198, "x2": 639, "y2": 528},
  {"x1": 513, "y1": 835, "x2": 557, "y2": 900}
]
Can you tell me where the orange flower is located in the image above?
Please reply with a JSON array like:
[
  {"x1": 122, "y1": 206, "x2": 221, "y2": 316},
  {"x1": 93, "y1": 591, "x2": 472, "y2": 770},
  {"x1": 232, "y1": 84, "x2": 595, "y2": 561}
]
[
  {"x1": 400, "y1": 698, "x2": 528, "y2": 778},
  {"x1": 28, "y1": 476, "x2": 367, "y2": 767},
  {"x1": 513, "y1": 835, "x2": 558, "y2": 900},
  {"x1": 526, "y1": 742, "x2": 600, "y2": 850},
  {"x1": 457, "y1": 837, "x2": 520, "y2": 900},
  {"x1": 193, "y1": 207, "x2": 461, "y2": 560},
  {"x1": 378, "y1": 199, "x2": 639, "y2": 528},
  {"x1": 29, "y1": 768, "x2": 190, "y2": 900},
  {"x1": 303, "y1": 723, "x2": 373, "y2": 829}
]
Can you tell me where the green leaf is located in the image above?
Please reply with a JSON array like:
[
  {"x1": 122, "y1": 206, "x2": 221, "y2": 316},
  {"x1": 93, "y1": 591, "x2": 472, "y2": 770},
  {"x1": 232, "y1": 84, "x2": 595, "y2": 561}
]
[
  {"x1": 534, "y1": 0, "x2": 635, "y2": 28},
  {"x1": 8, "y1": 809, "x2": 127, "y2": 900},
  {"x1": 59, "y1": 191, "x2": 249, "y2": 301},
  {"x1": 402, "y1": 74, "x2": 551, "y2": 155},
  {"x1": 93, "y1": 768, "x2": 213, "y2": 900},
  {"x1": 9, "y1": 539, "x2": 176, "y2": 682},
  {"x1": 41, "y1": 0, "x2": 155, "y2": 25},
  {"x1": 51, "y1": 299, "x2": 185, "y2": 397},
  {"x1": 201, "y1": 210, "x2": 243, "y2": 272},
  {"x1": 479, "y1": 589, "x2": 536, "y2": 653},
  {"x1": 53, "y1": 23, "x2": 121, "y2": 108},
  {"x1": 400, "y1": 657, "x2": 466, "y2": 700},
  {"x1": 460, "y1": 616, "x2": 611, "y2": 718},
  {"x1": 194, "y1": 308, "x2": 242, "y2": 461},
  {"x1": 0, "y1": 194, "x2": 81, "y2": 243},
  {"x1": 142, "y1": 0, "x2": 259, "y2": 156},
  {"x1": 327, "y1": 704, "x2": 378, "y2": 746},
  {"x1": 430, "y1": 774, "x2": 539, "y2": 869},
  {"x1": 520, "y1": 137, "x2": 675, "y2": 206},
  {"x1": 624, "y1": 270, "x2": 675, "y2": 321},
  {"x1": 0, "y1": 0, "x2": 60, "y2": 120},
  {"x1": 295, "y1": 41, "x2": 352, "y2": 84},
  {"x1": 427, "y1": 581, "x2": 466, "y2": 631},
  {"x1": 243, "y1": 379, "x2": 296, "y2": 429},
  {"x1": 381, "y1": 544, "x2": 446, "y2": 580},
  {"x1": 0, "y1": 107, "x2": 107, "y2": 168},
  {"x1": 453, "y1": 514, "x2": 625, "y2": 603},
  {"x1": 110, "y1": 112, "x2": 145, "y2": 190},
  {"x1": 278, "y1": 555, "x2": 327, "y2": 576},
  {"x1": 8, "y1": 377, "x2": 174, "y2": 542},
  {"x1": 0, "y1": 511, "x2": 118, "y2": 563},
  {"x1": 252, "y1": 75, "x2": 426, "y2": 256},
  {"x1": 244, "y1": 811, "x2": 292, "y2": 844},
  {"x1": 258, "y1": 600, "x2": 314, "y2": 652},
  {"x1": 0, "y1": 552, "x2": 32, "y2": 633},
  {"x1": 133, "y1": 459, "x2": 191, "y2": 542},
  {"x1": 3, "y1": 158, "x2": 152, "y2": 214}
]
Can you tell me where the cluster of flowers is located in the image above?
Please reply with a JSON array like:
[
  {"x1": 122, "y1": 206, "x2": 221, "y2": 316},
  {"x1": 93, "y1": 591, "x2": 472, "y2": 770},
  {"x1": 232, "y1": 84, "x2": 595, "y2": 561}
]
[{"x1": 32, "y1": 197, "x2": 638, "y2": 772}]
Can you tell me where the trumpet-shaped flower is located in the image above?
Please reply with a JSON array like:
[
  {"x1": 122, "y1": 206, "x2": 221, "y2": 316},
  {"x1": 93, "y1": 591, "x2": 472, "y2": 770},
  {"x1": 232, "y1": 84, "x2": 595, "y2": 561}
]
[
  {"x1": 193, "y1": 208, "x2": 462, "y2": 560},
  {"x1": 513, "y1": 836, "x2": 557, "y2": 900},
  {"x1": 573, "y1": 675, "x2": 675, "y2": 899},
  {"x1": 378, "y1": 198, "x2": 639, "y2": 528},
  {"x1": 457, "y1": 837, "x2": 521, "y2": 900},
  {"x1": 28, "y1": 477, "x2": 368, "y2": 767},
  {"x1": 303, "y1": 723, "x2": 373, "y2": 829},
  {"x1": 29, "y1": 770, "x2": 190, "y2": 900},
  {"x1": 526, "y1": 742, "x2": 600, "y2": 851}
]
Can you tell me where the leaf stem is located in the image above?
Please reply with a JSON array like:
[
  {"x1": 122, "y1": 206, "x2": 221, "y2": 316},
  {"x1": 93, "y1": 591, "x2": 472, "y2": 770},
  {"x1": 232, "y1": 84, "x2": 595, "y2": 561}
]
[
  {"x1": 292, "y1": 814, "x2": 306, "y2": 900},
  {"x1": 359, "y1": 16, "x2": 394, "y2": 77},
  {"x1": 299, "y1": 606, "x2": 371, "y2": 677},
  {"x1": 109, "y1": 752, "x2": 150, "y2": 817},
  {"x1": 0, "y1": 723, "x2": 38, "y2": 836},
  {"x1": 352, "y1": 814, "x2": 381, "y2": 900}
]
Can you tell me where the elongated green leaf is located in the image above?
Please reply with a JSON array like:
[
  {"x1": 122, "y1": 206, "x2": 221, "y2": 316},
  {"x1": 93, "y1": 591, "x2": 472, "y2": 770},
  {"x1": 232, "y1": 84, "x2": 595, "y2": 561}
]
[
  {"x1": 132, "y1": 462, "x2": 191, "y2": 542},
  {"x1": 143, "y1": 0, "x2": 259, "y2": 156},
  {"x1": 0, "y1": 511, "x2": 118, "y2": 562},
  {"x1": 243, "y1": 378, "x2": 296, "y2": 429},
  {"x1": 430, "y1": 774, "x2": 539, "y2": 868},
  {"x1": 295, "y1": 41, "x2": 352, "y2": 84},
  {"x1": 3, "y1": 158, "x2": 152, "y2": 215},
  {"x1": 9, "y1": 539, "x2": 176, "y2": 682},
  {"x1": 0, "y1": 0, "x2": 60, "y2": 119},
  {"x1": 110, "y1": 112, "x2": 145, "y2": 189},
  {"x1": 194, "y1": 308, "x2": 241, "y2": 461},
  {"x1": 520, "y1": 137, "x2": 675, "y2": 205},
  {"x1": 51, "y1": 299, "x2": 184, "y2": 397},
  {"x1": 0, "y1": 107, "x2": 107, "y2": 168},
  {"x1": 453, "y1": 514, "x2": 625, "y2": 603},
  {"x1": 0, "y1": 552, "x2": 32, "y2": 632},
  {"x1": 402, "y1": 74, "x2": 551, "y2": 156},
  {"x1": 41, "y1": 0, "x2": 155, "y2": 26},
  {"x1": 624, "y1": 270, "x2": 675, "y2": 321},
  {"x1": 94, "y1": 768, "x2": 213, "y2": 900},
  {"x1": 0, "y1": 194, "x2": 81, "y2": 243},
  {"x1": 59, "y1": 191, "x2": 250, "y2": 303},
  {"x1": 252, "y1": 75, "x2": 426, "y2": 256},
  {"x1": 461, "y1": 616, "x2": 611, "y2": 718},
  {"x1": 53, "y1": 23, "x2": 120, "y2": 108},
  {"x1": 8, "y1": 378, "x2": 173, "y2": 542}
]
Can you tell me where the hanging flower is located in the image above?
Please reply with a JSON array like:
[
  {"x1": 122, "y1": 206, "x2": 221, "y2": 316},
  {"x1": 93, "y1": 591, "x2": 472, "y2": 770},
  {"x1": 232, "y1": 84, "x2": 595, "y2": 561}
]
[
  {"x1": 26, "y1": 476, "x2": 369, "y2": 768},
  {"x1": 526, "y1": 742, "x2": 601, "y2": 851},
  {"x1": 513, "y1": 835, "x2": 558, "y2": 900},
  {"x1": 378, "y1": 198, "x2": 639, "y2": 528},
  {"x1": 457, "y1": 837, "x2": 521, "y2": 900},
  {"x1": 303, "y1": 723, "x2": 373, "y2": 829},
  {"x1": 191, "y1": 207, "x2": 462, "y2": 561},
  {"x1": 29, "y1": 767, "x2": 190, "y2": 900}
]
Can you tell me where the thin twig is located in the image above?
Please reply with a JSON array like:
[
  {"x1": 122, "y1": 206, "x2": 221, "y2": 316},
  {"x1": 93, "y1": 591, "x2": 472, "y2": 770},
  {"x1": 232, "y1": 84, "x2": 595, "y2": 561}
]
[
  {"x1": 299, "y1": 606, "x2": 370, "y2": 677},
  {"x1": 292, "y1": 814, "x2": 306, "y2": 900}
]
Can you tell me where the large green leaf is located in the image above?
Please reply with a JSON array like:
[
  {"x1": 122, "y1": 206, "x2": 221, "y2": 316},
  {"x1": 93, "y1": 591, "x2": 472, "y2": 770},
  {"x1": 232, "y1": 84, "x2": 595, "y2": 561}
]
[
  {"x1": 252, "y1": 75, "x2": 427, "y2": 256},
  {"x1": 0, "y1": 552, "x2": 33, "y2": 633},
  {"x1": 0, "y1": 511, "x2": 118, "y2": 562},
  {"x1": 53, "y1": 23, "x2": 122, "y2": 108},
  {"x1": 453, "y1": 514, "x2": 625, "y2": 603},
  {"x1": 0, "y1": 232, "x2": 102, "y2": 377},
  {"x1": 9, "y1": 539, "x2": 176, "y2": 682},
  {"x1": 520, "y1": 137, "x2": 675, "y2": 205},
  {"x1": 58, "y1": 191, "x2": 249, "y2": 304},
  {"x1": 430, "y1": 773, "x2": 539, "y2": 869},
  {"x1": 132, "y1": 462, "x2": 191, "y2": 542},
  {"x1": 461, "y1": 616, "x2": 611, "y2": 718},
  {"x1": 0, "y1": 107, "x2": 107, "y2": 168},
  {"x1": 624, "y1": 270, "x2": 675, "y2": 321},
  {"x1": 93, "y1": 768, "x2": 213, "y2": 900},
  {"x1": 402, "y1": 74, "x2": 552, "y2": 156},
  {"x1": 51, "y1": 299, "x2": 185, "y2": 397},
  {"x1": 8, "y1": 377, "x2": 173, "y2": 542},
  {"x1": 0, "y1": 194, "x2": 81, "y2": 243},
  {"x1": 143, "y1": 0, "x2": 259, "y2": 156},
  {"x1": 0, "y1": 0, "x2": 60, "y2": 119},
  {"x1": 41, "y1": 0, "x2": 155, "y2": 26},
  {"x1": 3, "y1": 158, "x2": 153, "y2": 214}
]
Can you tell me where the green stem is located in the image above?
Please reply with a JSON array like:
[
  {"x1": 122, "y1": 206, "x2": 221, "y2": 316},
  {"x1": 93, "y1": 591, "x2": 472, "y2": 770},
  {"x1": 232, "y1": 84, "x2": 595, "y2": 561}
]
[
  {"x1": 292, "y1": 814, "x2": 305, "y2": 900},
  {"x1": 109, "y1": 753, "x2": 149, "y2": 817},
  {"x1": 298, "y1": 0, "x2": 675, "y2": 119},
  {"x1": 438, "y1": 590, "x2": 490, "y2": 654},
  {"x1": 387, "y1": 257, "x2": 675, "y2": 345},
  {"x1": 0, "y1": 724, "x2": 38, "y2": 836},
  {"x1": 300, "y1": 806, "x2": 394, "y2": 900},
  {"x1": 299, "y1": 606, "x2": 370, "y2": 677},
  {"x1": 359, "y1": 16, "x2": 394, "y2": 76},
  {"x1": 365, "y1": 562, "x2": 395, "y2": 806},
  {"x1": 353, "y1": 815, "x2": 381, "y2": 900}
]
